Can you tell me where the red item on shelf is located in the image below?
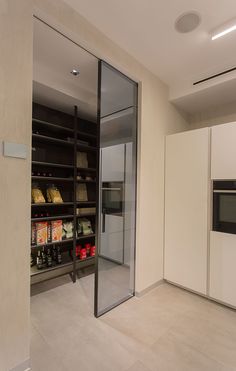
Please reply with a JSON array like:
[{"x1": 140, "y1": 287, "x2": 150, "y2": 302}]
[
  {"x1": 76, "y1": 245, "x2": 81, "y2": 257},
  {"x1": 90, "y1": 245, "x2": 96, "y2": 257},
  {"x1": 85, "y1": 243, "x2": 91, "y2": 256},
  {"x1": 80, "y1": 247, "x2": 87, "y2": 260}
]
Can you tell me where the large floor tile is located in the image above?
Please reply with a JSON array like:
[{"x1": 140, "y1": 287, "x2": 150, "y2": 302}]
[
  {"x1": 126, "y1": 360, "x2": 151, "y2": 371},
  {"x1": 30, "y1": 325, "x2": 67, "y2": 371},
  {"x1": 169, "y1": 309, "x2": 236, "y2": 369},
  {"x1": 140, "y1": 332, "x2": 236, "y2": 371},
  {"x1": 31, "y1": 278, "x2": 236, "y2": 371}
]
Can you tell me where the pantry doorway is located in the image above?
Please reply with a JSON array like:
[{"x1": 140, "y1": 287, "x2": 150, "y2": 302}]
[{"x1": 31, "y1": 16, "x2": 137, "y2": 318}]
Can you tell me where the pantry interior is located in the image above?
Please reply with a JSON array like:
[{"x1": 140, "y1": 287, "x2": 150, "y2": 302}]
[{"x1": 31, "y1": 17, "x2": 137, "y2": 317}]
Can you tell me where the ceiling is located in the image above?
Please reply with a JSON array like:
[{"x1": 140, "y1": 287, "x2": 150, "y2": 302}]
[
  {"x1": 63, "y1": 0, "x2": 236, "y2": 114},
  {"x1": 33, "y1": 18, "x2": 98, "y2": 121}
]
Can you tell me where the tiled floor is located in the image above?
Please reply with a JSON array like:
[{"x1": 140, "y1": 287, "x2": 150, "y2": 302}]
[{"x1": 31, "y1": 276, "x2": 236, "y2": 371}]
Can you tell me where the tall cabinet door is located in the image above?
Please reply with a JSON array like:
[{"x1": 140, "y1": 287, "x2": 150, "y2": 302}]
[
  {"x1": 94, "y1": 61, "x2": 137, "y2": 317},
  {"x1": 164, "y1": 128, "x2": 210, "y2": 295},
  {"x1": 211, "y1": 122, "x2": 236, "y2": 180}
]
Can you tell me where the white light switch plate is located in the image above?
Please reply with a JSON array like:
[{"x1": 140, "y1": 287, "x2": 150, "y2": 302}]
[{"x1": 3, "y1": 141, "x2": 27, "y2": 159}]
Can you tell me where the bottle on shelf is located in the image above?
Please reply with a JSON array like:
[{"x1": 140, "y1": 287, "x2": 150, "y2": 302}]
[
  {"x1": 31, "y1": 253, "x2": 35, "y2": 267},
  {"x1": 56, "y1": 246, "x2": 62, "y2": 264},
  {"x1": 36, "y1": 251, "x2": 43, "y2": 270},
  {"x1": 52, "y1": 246, "x2": 57, "y2": 262},
  {"x1": 46, "y1": 248, "x2": 52, "y2": 267},
  {"x1": 41, "y1": 247, "x2": 46, "y2": 267}
]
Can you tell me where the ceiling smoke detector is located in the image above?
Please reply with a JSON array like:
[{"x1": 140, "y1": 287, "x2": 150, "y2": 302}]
[
  {"x1": 71, "y1": 69, "x2": 80, "y2": 76},
  {"x1": 175, "y1": 12, "x2": 201, "y2": 33}
]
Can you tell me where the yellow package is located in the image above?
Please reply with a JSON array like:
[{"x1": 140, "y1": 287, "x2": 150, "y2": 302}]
[
  {"x1": 32, "y1": 185, "x2": 45, "y2": 203},
  {"x1": 46, "y1": 185, "x2": 63, "y2": 203}
]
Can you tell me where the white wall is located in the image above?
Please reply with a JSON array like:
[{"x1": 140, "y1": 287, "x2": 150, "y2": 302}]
[
  {"x1": 0, "y1": 1, "x2": 32, "y2": 370},
  {"x1": 0, "y1": 0, "x2": 188, "y2": 368}
]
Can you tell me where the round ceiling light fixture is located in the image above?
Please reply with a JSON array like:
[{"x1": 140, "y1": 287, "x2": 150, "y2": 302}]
[{"x1": 175, "y1": 11, "x2": 201, "y2": 33}]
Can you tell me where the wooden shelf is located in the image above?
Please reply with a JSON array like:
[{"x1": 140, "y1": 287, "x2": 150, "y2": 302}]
[
  {"x1": 77, "y1": 167, "x2": 96, "y2": 172},
  {"x1": 32, "y1": 202, "x2": 74, "y2": 207},
  {"x1": 76, "y1": 201, "x2": 96, "y2": 205},
  {"x1": 31, "y1": 260, "x2": 73, "y2": 276},
  {"x1": 31, "y1": 238, "x2": 74, "y2": 249},
  {"x1": 77, "y1": 234, "x2": 96, "y2": 240},
  {"x1": 32, "y1": 134, "x2": 97, "y2": 151},
  {"x1": 32, "y1": 214, "x2": 74, "y2": 222},
  {"x1": 31, "y1": 103, "x2": 97, "y2": 285},
  {"x1": 77, "y1": 143, "x2": 98, "y2": 152},
  {"x1": 31, "y1": 256, "x2": 95, "y2": 278},
  {"x1": 77, "y1": 130, "x2": 97, "y2": 139},
  {"x1": 32, "y1": 118, "x2": 74, "y2": 134},
  {"x1": 76, "y1": 213, "x2": 96, "y2": 218},
  {"x1": 77, "y1": 179, "x2": 96, "y2": 183},
  {"x1": 32, "y1": 161, "x2": 74, "y2": 169},
  {"x1": 32, "y1": 176, "x2": 73, "y2": 182},
  {"x1": 32, "y1": 133, "x2": 74, "y2": 147}
]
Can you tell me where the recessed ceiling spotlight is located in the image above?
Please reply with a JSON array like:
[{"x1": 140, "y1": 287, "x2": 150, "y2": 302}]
[
  {"x1": 175, "y1": 11, "x2": 201, "y2": 33},
  {"x1": 70, "y1": 69, "x2": 80, "y2": 76},
  {"x1": 211, "y1": 19, "x2": 236, "y2": 40}
]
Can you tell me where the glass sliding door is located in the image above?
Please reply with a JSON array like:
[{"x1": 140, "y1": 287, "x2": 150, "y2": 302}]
[{"x1": 94, "y1": 61, "x2": 137, "y2": 317}]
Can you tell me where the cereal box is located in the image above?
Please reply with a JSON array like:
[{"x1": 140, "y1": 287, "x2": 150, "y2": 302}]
[
  {"x1": 35, "y1": 222, "x2": 48, "y2": 245},
  {"x1": 51, "y1": 220, "x2": 63, "y2": 242}
]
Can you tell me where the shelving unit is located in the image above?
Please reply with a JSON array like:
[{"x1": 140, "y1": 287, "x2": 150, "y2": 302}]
[{"x1": 31, "y1": 102, "x2": 98, "y2": 284}]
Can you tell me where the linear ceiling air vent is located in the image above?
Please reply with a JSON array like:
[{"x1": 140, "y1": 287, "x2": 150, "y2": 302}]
[{"x1": 193, "y1": 66, "x2": 236, "y2": 86}]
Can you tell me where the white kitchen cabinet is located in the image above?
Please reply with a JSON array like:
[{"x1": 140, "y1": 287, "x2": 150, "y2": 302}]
[
  {"x1": 164, "y1": 128, "x2": 210, "y2": 295},
  {"x1": 210, "y1": 231, "x2": 236, "y2": 307},
  {"x1": 211, "y1": 122, "x2": 236, "y2": 180}
]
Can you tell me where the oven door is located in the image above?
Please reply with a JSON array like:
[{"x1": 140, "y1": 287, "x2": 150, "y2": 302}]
[
  {"x1": 100, "y1": 182, "x2": 124, "y2": 263},
  {"x1": 213, "y1": 190, "x2": 236, "y2": 234},
  {"x1": 102, "y1": 182, "x2": 123, "y2": 215}
]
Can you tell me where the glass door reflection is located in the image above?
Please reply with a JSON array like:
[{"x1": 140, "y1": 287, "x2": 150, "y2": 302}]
[{"x1": 95, "y1": 62, "x2": 137, "y2": 316}]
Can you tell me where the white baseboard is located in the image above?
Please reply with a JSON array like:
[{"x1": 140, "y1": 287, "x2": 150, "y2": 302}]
[
  {"x1": 135, "y1": 279, "x2": 164, "y2": 297},
  {"x1": 9, "y1": 359, "x2": 30, "y2": 371}
]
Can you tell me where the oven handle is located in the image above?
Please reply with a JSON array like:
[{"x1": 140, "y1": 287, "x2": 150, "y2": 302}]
[{"x1": 213, "y1": 190, "x2": 236, "y2": 193}]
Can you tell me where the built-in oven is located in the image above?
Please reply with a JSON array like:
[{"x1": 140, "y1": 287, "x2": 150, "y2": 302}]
[
  {"x1": 101, "y1": 182, "x2": 124, "y2": 263},
  {"x1": 213, "y1": 180, "x2": 236, "y2": 235},
  {"x1": 102, "y1": 182, "x2": 123, "y2": 216}
]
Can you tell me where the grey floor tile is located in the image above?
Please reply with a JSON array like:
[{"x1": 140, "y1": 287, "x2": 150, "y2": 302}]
[
  {"x1": 30, "y1": 278, "x2": 236, "y2": 371},
  {"x1": 169, "y1": 310, "x2": 236, "y2": 369},
  {"x1": 126, "y1": 360, "x2": 151, "y2": 371},
  {"x1": 140, "y1": 331, "x2": 236, "y2": 371}
]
